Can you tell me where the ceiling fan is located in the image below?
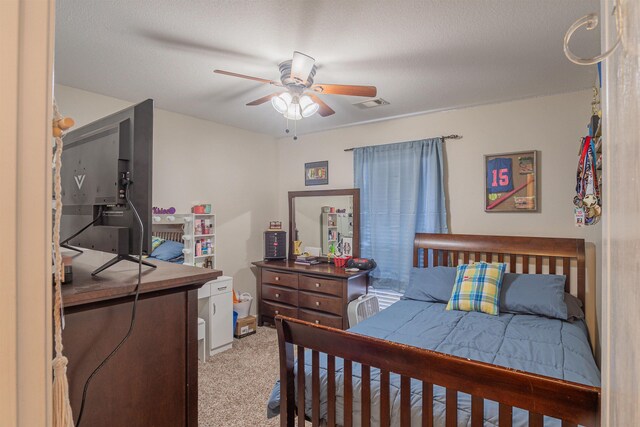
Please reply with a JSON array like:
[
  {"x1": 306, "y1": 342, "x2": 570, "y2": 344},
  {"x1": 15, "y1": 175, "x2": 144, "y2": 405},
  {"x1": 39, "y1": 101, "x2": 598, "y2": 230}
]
[{"x1": 214, "y1": 51, "x2": 377, "y2": 138}]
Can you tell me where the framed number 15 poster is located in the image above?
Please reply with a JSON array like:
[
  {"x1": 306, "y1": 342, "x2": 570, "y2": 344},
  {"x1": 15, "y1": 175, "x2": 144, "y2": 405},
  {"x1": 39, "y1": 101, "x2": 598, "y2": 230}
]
[{"x1": 484, "y1": 150, "x2": 538, "y2": 212}]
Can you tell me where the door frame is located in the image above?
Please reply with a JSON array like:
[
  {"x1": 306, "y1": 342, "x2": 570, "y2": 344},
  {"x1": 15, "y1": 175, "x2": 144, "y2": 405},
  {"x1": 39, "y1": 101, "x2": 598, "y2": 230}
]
[{"x1": 0, "y1": 0, "x2": 55, "y2": 426}]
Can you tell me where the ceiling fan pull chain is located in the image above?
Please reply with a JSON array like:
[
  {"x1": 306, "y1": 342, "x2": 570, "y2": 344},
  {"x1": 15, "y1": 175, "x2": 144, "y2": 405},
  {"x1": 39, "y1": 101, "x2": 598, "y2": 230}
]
[{"x1": 294, "y1": 106, "x2": 298, "y2": 141}]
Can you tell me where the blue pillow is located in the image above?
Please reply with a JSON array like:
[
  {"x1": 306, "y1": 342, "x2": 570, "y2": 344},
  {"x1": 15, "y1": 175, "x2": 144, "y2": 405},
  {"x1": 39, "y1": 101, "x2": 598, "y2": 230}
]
[
  {"x1": 499, "y1": 273, "x2": 568, "y2": 319},
  {"x1": 565, "y1": 292, "x2": 585, "y2": 321},
  {"x1": 150, "y1": 239, "x2": 184, "y2": 261},
  {"x1": 404, "y1": 267, "x2": 457, "y2": 303}
]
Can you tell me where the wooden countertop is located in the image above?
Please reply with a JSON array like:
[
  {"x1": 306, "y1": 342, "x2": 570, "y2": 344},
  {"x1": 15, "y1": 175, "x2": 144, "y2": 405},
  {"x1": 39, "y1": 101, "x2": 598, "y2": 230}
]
[
  {"x1": 61, "y1": 249, "x2": 222, "y2": 307},
  {"x1": 252, "y1": 260, "x2": 370, "y2": 279}
]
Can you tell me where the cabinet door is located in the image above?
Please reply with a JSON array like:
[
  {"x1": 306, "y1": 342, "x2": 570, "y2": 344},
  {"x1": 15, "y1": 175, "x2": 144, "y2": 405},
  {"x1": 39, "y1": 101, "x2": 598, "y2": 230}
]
[{"x1": 209, "y1": 292, "x2": 233, "y2": 351}]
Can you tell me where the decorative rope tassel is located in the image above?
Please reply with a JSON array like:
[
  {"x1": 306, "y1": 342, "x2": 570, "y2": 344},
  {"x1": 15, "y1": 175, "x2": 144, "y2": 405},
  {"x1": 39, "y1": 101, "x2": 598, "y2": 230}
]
[{"x1": 52, "y1": 101, "x2": 75, "y2": 427}]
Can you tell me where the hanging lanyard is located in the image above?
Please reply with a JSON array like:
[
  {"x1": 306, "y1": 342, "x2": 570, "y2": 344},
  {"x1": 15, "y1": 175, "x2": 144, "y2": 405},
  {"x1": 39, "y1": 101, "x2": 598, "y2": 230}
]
[{"x1": 576, "y1": 137, "x2": 591, "y2": 197}]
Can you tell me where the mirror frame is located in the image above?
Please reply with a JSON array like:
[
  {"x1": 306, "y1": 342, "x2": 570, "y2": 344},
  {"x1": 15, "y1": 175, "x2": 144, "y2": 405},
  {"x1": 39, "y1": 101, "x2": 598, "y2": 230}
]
[{"x1": 288, "y1": 188, "x2": 360, "y2": 261}]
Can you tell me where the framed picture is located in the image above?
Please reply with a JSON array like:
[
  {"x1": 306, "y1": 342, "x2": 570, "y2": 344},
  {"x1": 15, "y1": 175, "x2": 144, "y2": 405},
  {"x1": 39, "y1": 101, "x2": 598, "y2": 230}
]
[
  {"x1": 341, "y1": 237, "x2": 353, "y2": 257},
  {"x1": 305, "y1": 161, "x2": 329, "y2": 186},
  {"x1": 484, "y1": 150, "x2": 538, "y2": 212}
]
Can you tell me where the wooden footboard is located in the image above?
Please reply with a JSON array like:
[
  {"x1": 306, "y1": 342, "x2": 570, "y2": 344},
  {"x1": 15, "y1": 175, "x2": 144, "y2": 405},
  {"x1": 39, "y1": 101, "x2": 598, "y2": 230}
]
[{"x1": 275, "y1": 315, "x2": 600, "y2": 427}]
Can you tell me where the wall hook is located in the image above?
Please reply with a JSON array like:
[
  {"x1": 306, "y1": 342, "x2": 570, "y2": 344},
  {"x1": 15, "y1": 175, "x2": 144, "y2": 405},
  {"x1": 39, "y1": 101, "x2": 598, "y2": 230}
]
[{"x1": 563, "y1": 2, "x2": 623, "y2": 65}]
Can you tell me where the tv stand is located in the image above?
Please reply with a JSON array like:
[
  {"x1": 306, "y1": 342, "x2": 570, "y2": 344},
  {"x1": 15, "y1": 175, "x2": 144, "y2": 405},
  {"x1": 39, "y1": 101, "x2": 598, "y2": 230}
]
[{"x1": 91, "y1": 254, "x2": 157, "y2": 276}]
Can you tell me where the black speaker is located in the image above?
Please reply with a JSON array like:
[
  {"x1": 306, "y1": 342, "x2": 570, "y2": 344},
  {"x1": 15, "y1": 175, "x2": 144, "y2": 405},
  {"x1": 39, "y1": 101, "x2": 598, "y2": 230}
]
[{"x1": 264, "y1": 231, "x2": 286, "y2": 260}]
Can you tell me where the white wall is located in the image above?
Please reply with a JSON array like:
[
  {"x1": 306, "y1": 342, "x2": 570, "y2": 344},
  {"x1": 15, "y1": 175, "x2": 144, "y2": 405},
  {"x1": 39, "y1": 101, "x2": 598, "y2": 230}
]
[
  {"x1": 54, "y1": 85, "x2": 278, "y2": 309},
  {"x1": 276, "y1": 90, "x2": 602, "y2": 350}
]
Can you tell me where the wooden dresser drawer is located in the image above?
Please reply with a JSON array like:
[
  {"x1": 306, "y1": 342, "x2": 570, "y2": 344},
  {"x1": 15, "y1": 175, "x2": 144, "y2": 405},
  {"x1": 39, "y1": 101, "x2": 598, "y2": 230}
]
[
  {"x1": 299, "y1": 275, "x2": 342, "y2": 297},
  {"x1": 262, "y1": 284, "x2": 298, "y2": 306},
  {"x1": 298, "y1": 308, "x2": 343, "y2": 329},
  {"x1": 261, "y1": 300, "x2": 298, "y2": 319},
  {"x1": 298, "y1": 291, "x2": 342, "y2": 316},
  {"x1": 262, "y1": 269, "x2": 298, "y2": 289}
]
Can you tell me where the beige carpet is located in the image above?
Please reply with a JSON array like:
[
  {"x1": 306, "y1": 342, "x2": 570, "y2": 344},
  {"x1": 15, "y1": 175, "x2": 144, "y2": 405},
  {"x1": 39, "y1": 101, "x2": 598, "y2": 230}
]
[{"x1": 199, "y1": 326, "x2": 281, "y2": 427}]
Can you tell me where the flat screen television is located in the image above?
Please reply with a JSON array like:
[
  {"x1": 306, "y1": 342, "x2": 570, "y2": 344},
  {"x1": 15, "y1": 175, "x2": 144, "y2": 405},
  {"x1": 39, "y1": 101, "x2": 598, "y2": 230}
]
[{"x1": 60, "y1": 99, "x2": 155, "y2": 275}]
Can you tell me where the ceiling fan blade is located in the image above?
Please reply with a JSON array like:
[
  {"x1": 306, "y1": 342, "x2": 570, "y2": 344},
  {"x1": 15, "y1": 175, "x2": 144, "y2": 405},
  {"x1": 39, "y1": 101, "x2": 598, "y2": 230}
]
[
  {"x1": 308, "y1": 94, "x2": 335, "y2": 117},
  {"x1": 214, "y1": 69, "x2": 280, "y2": 85},
  {"x1": 311, "y1": 84, "x2": 377, "y2": 97},
  {"x1": 290, "y1": 51, "x2": 315, "y2": 84},
  {"x1": 246, "y1": 92, "x2": 281, "y2": 106}
]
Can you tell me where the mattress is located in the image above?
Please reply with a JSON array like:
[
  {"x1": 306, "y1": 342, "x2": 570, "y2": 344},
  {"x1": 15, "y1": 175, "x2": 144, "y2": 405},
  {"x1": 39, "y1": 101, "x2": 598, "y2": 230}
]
[{"x1": 267, "y1": 299, "x2": 600, "y2": 426}]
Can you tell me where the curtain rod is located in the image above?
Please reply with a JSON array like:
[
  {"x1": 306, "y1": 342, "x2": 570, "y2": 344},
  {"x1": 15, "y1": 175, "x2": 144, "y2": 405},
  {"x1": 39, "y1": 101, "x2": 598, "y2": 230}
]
[{"x1": 343, "y1": 134, "x2": 463, "y2": 152}]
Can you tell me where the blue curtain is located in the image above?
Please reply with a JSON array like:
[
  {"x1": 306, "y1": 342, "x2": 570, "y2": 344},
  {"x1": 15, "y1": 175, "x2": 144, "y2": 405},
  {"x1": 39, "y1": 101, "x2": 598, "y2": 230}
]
[{"x1": 354, "y1": 138, "x2": 448, "y2": 292}]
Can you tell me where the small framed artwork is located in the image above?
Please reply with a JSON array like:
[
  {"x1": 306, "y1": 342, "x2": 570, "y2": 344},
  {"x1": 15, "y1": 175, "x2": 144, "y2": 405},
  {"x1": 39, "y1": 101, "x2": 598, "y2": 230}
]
[
  {"x1": 342, "y1": 237, "x2": 353, "y2": 257},
  {"x1": 484, "y1": 150, "x2": 538, "y2": 212},
  {"x1": 305, "y1": 161, "x2": 329, "y2": 186}
]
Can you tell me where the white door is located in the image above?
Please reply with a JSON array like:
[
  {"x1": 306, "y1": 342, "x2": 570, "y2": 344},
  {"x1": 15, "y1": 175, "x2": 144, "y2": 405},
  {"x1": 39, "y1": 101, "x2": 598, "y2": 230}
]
[{"x1": 209, "y1": 292, "x2": 233, "y2": 351}]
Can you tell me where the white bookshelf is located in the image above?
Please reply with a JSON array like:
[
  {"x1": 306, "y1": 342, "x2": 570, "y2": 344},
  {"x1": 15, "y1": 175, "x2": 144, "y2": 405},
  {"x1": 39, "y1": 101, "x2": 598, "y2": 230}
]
[
  {"x1": 152, "y1": 213, "x2": 216, "y2": 268},
  {"x1": 321, "y1": 212, "x2": 338, "y2": 254}
]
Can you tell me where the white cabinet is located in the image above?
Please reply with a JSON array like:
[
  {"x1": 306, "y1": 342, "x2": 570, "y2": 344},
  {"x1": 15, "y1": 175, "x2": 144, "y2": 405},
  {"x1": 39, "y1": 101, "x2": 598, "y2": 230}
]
[{"x1": 198, "y1": 276, "x2": 233, "y2": 356}]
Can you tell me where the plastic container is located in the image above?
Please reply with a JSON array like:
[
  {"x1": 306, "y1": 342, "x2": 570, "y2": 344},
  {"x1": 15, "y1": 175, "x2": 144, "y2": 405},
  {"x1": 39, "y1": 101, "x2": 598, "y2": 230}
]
[
  {"x1": 233, "y1": 292, "x2": 253, "y2": 318},
  {"x1": 233, "y1": 311, "x2": 238, "y2": 334},
  {"x1": 334, "y1": 256, "x2": 352, "y2": 268}
]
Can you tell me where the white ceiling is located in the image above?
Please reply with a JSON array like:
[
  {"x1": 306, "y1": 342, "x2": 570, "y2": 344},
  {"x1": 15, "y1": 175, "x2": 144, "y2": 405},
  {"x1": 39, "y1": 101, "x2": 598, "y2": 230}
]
[{"x1": 55, "y1": 0, "x2": 600, "y2": 137}]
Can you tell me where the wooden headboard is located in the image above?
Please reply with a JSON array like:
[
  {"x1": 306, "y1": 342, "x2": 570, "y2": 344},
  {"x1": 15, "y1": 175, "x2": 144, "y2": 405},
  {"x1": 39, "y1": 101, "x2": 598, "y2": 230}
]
[
  {"x1": 154, "y1": 230, "x2": 184, "y2": 243},
  {"x1": 413, "y1": 233, "x2": 586, "y2": 303}
]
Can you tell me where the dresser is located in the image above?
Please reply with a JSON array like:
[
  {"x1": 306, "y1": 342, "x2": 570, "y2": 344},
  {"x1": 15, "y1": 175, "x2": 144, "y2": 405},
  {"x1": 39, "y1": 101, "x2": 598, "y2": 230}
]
[
  {"x1": 252, "y1": 260, "x2": 369, "y2": 330},
  {"x1": 62, "y1": 249, "x2": 222, "y2": 427}
]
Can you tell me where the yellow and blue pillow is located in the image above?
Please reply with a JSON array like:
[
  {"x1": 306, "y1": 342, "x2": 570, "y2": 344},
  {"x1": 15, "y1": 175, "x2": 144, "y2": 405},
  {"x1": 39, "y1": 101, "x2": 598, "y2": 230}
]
[
  {"x1": 446, "y1": 262, "x2": 506, "y2": 316},
  {"x1": 152, "y1": 236, "x2": 166, "y2": 252}
]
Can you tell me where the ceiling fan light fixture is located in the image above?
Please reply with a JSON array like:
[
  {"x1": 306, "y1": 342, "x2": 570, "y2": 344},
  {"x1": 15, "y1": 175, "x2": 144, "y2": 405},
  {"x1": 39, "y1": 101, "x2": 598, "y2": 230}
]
[
  {"x1": 299, "y1": 95, "x2": 319, "y2": 118},
  {"x1": 271, "y1": 92, "x2": 292, "y2": 114},
  {"x1": 283, "y1": 102, "x2": 302, "y2": 121}
]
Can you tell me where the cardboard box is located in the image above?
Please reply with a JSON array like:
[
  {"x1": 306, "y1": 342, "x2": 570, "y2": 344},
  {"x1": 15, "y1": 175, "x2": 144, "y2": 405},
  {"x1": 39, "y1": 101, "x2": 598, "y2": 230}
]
[{"x1": 234, "y1": 315, "x2": 257, "y2": 338}]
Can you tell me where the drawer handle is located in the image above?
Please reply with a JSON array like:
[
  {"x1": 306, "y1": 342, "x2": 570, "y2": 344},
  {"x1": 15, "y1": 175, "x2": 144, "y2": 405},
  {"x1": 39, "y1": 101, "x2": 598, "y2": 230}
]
[
  {"x1": 217, "y1": 286, "x2": 227, "y2": 291},
  {"x1": 315, "y1": 283, "x2": 321, "y2": 288},
  {"x1": 275, "y1": 293, "x2": 280, "y2": 298},
  {"x1": 315, "y1": 301, "x2": 320, "y2": 306},
  {"x1": 275, "y1": 276, "x2": 280, "y2": 281},
  {"x1": 315, "y1": 320, "x2": 320, "y2": 324},
  {"x1": 275, "y1": 310, "x2": 279, "y2": 315}
]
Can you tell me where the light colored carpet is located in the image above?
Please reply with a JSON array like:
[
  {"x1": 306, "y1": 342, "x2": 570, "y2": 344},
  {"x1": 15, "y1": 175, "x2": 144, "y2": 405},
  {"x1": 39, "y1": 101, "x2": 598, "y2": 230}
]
[{"x1": 199, "y1": 326, "x2": 281, "y2": 427}]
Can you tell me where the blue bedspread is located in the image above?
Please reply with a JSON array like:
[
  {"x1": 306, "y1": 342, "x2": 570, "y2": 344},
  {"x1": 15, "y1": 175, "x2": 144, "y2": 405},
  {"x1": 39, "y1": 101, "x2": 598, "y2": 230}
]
[{"x1": 267, "y1": 300, "x2": 600, "y2": 426}]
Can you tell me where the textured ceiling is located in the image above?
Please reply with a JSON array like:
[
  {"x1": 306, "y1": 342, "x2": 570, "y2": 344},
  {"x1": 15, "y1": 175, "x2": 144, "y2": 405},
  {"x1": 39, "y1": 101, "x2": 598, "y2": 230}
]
[{"x1": 55, "y1": 0, "x2": 600, "y2": 137}]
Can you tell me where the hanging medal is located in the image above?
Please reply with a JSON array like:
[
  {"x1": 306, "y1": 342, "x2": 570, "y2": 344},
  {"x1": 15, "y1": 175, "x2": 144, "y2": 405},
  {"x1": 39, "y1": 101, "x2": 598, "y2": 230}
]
[{"x1": 574, "y1": 135, "x2": 601, "y2": 226}]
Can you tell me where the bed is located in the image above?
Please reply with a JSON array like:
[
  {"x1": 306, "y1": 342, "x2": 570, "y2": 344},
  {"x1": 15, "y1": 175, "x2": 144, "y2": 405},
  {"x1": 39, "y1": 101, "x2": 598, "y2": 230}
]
[
  {"x1": 270, "y1": 233, "x2": 601, "y2": 426},
  {"x1": 150, "y1": 229, "x2": 186, "y2": 264}
]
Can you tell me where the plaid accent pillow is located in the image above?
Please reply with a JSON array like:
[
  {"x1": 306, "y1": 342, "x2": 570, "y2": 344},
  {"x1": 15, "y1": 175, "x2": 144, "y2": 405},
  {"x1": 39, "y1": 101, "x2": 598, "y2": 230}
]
[
  {"x1": 151, "y1": 236, "x2": 166, "y2": 252},
  {"x1": 446, "y1": 262, "x2": 507, "y2": 315}
]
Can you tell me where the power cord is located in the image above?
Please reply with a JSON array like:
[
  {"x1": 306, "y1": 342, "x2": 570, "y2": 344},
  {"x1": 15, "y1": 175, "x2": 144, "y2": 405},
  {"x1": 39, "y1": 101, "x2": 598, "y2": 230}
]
[
  {"x1": 59, "y1": 206, "x2": 104, "y2": 246},
  {"x1": 75, "y1": 181, "x2": 143, "y2": 426}
]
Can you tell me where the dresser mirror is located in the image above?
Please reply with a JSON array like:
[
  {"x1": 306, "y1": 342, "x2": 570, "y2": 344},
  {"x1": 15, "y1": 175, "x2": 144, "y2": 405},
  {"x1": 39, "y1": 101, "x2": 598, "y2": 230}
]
[{"x1": 288, "y1": 189, "x2": 360, "y2": 260}]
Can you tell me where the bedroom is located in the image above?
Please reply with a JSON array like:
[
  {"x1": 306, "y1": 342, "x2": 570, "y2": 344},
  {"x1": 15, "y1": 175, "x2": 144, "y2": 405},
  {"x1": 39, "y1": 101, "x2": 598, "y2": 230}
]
[{"x1": 1, "y1": 0, "x2": 638, "y2": 426}]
